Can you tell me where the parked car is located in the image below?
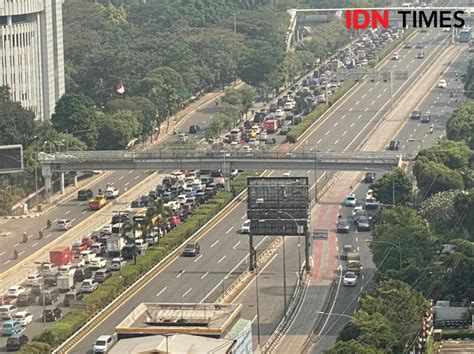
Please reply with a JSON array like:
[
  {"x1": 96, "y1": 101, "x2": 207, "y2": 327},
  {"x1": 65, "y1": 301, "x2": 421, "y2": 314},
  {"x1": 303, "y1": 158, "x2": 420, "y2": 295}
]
[
  {"x1": 182, "y1": 243, "x2": 200, "y2": 257},
  {"x1": 6, "y1": 334, "x2": 29, "y2": 351},
  {"x1": 343, "y1": 271, "x2": 358, "y2": 286},
  {"x1": 43, "y1": 307, "x2": 62, "y2": 322},
  {"x1": 2, "y1": 320, "x2": 22, "y2": 336},
  {"x1": 77, "y1": 189, "x2": 94, "y2": 201},
  {"x1": 13, "y1": 311, "x2": 33, "y2": 326}
]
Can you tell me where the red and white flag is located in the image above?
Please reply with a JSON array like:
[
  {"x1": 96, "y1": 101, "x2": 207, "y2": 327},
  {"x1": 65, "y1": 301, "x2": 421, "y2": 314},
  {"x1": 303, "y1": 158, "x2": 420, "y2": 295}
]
[{"x1": 116, "y1": 82, "x2": 125, "y2": 94}]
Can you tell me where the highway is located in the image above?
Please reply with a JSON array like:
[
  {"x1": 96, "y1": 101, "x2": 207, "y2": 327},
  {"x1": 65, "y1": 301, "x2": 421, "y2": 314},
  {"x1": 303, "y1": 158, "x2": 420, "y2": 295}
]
[
  {"x1": 308, "y1": 44, "x2": 471, "y2": 354},
  {"x1": 62, "y1": 28, "x2": 456, "y2": 353}
]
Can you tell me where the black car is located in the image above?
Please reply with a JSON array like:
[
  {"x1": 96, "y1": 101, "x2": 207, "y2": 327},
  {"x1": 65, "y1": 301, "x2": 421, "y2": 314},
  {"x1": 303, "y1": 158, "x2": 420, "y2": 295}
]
[
  {"x1": 404, "y1": 42, "x2": 413, "y2": 49},
  {"x1": 411, "y1": 110, "x2": 421, "y2": 120},
  {"x1": 356, "y1": 216, "x2": 371, "y2": 231},
  {"x1": 364, "y1": 172, "x2": 376, "y2": 183},
  {"x1": 111, "y1": 213, "x2": 129, "y2": 224},
  {"x1": 189, "y1": 125, "x2": 201, "y2": 134},
  {"x1": 63, "y1": 290, "x2": 84, "y2": 307},
  {"x1": 421, "y1": 113, "x2": 431, "y2": 123},
  {"x1": 131, "y1": 199, "x2": 146, "y2": 208},
  {"x1": 43, "y1": 307, "x2": 62, "y2": 322},
  {"x1": 415, "y1": 43, "x2": 424, "y2": 49},
  {"x1": 336, "y1": 218, "x2": 350, "y2": 233},
  {"x1": 74, "y1": 267, "x2": 93, "y2": 283},
  {"x1": 182, "y1": 242, "x2": 200, "y2": 257},
  {"x1": 6, "y1": 335, "x2": 29, "y2": 351},
  {"x1": 340, "y1": 244, "x2": 353, "y2": 261},
  {"x1": 77, "y1": 189, "x2": 93, "y2": 201},
  {"x1": 389, "y1": 140, "x2": 400, "y2": 150}
]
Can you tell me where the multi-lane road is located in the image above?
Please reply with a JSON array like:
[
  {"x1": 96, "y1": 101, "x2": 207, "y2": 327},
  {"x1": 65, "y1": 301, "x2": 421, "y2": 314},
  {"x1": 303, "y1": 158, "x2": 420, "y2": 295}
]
[{"x1": 61, "y1": 28, "x2": 460, "y2": 353}]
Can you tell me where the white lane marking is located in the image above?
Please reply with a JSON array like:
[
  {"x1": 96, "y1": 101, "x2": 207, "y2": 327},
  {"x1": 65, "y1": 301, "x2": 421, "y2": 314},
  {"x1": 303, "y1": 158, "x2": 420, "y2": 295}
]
[
  {"x1": 377, "y1": 94, "x2": 382, "y2": 99},
  {"x1": 355, "y1": 101, "x2": 360, "y2": 105},
  {"x1": 356, "y1": 237, "x2": 359, "y2": 242},
  {"x1": 362, "y1": 274, "x2": 365, "y2": 280},
  {"x1": 32, "y1": 242, "x2": 38, "y2": 247},
  {"x1": 383, "y1": 87, "x2": 387, "y2": 92},
  {"x1": 182, "y1": 288, "x2": 192, "y2": 297},
  {"x1": 134, "y1": 175, "x2": 140, "y2": 180},
  {"x1": 226, "y1": 226, "x2": 234, "y2": 234},
  {"x1": 333, "y1": 122, "x2": 338, "y2": 127},
  {"x1": 368, "y1": 87, "x2": 373, "y2": 92},
  {"x1": 334, "y1": 139, "x2": 339, "y2": 145},
  {"x1": 14, "y1": 243, "x2": 19, "y2": 247},
  {"x1": 71, "y1": 218, "x2": 76, "y2": 223},
  {"x1": 233, "y1": 240, "x2": 241, "y2": 249},
  {"x1": 357, "y1": 114, "x2": 362, "y2": 120},
  {"x1": 53, "y1": 219, "x2": 58, "y2": 223},
  {"x1": 125, "y1": 182, "x2": 130, "y2": 187},
  {"x1": 4, "y1": 260, "x2": 11, "y2": 265},
  {"x1": 177, "y1": 270, "x2": 185, "y2": 278},
  {"x1": 349, "y1": 107, "x2": 353, "y2": 111},
  {"x1": 251, "y1": 314, "x2": 258, "y2": 323},
  {"x1": 318, "y1": 265, "x2": 343, "y2": 335},
  {"x1": 156, "y1": 287, "x2": 167, "y2": 297},
  {"x1": 18, "y1": 251, "x2": 24, "y2": 256},
  {"x1": 357, "y1": 246, "x2": 360, "y2": 252},
  {"x1": 364, "y1": 107, "x2": 369, "y2": 111},
  {"x1": 406, "y1": 64, "x2": 410, "y2": 68},
  {"x1": 350, "y1": 122, "x2": 355, "y2": 127},
  {"x1": 341, "y1": 114, "x2": 346, "y2": 119},
  {"x1": 217, "y1": 255, "x2": 226, "y2": 264},
  {"x1": 128, "y1": 170, "x2": 134, "y2": 174},
  {"x1": 65, "y1": 210, "x2": 71, "y2": 215},
  {"x1": 201, "y1": 272, "x2": 209, "y2": 279},
  {"x1": 307, "y1": 170, "x2": 311, "y2": 174},
  {"x1": 317, "y1": 139, "x2": 322, "y2": 144},
  {"x1": 325, "y1": 130, "x2": 330, "y2": 136},
  {"x1": 211, "y1": 240, "x2": 219, "y2": 248},
  {"x1": 194, "y1": 254, "x2": 203, "y2": 263},
  {"x1": 82, "y1": 210, "x2": 87, "y2": 215},
  {"x1": 118, "y1": 176, "x2": 124, "y2": 180},
  {"x1": 0, "y1": 251, "x2": 6, "y2": 256},
  {"x1": 370, "y1": 100, "x2": 375, "y2": 106},
  {"x1": 45, "y1": 234, "x2": 52, "y2": 239},
  {"x1": 361, "y1": 94, "x2": 366, "y2": 98},
  {"x1": 241, "y1": 214, "x2": 246, "y2": 220}
]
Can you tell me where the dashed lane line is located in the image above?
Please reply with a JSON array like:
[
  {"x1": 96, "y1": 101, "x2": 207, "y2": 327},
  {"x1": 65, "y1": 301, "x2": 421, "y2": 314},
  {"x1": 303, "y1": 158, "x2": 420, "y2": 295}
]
[{"x1": 156, "y1": 287, "x2": 167, "y2": 297}]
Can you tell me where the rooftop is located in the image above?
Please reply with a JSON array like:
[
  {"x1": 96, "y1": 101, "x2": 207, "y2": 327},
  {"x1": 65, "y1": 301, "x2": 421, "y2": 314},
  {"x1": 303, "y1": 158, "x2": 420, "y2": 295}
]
[{"x1": 116, "y1": 303, "x2": 242, "y2": 337}]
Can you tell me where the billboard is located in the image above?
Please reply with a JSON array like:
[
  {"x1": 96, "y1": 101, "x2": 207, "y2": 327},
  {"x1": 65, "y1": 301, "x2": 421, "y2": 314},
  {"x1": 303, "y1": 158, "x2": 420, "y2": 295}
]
[
  {"x1": 0, "y1": 145, "x2": 23, "y2": 174},
  {"x1": 247, "y1": 177, "x2": 309, "y2": 236}
]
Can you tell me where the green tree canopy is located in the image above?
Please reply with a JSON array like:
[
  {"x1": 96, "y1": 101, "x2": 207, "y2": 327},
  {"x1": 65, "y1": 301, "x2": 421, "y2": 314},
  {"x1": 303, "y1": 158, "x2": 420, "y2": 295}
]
[
  {"x1": 96, "y1": 111, "x2": 140, "y2": 150},
  {"x1": 51, "y1": 94, "x2": 99, "y2": 148},
  {"x1": 370, "y1": 168, "x2": 413, "y2": 206},
  {"x1": 446, "y1": 102, "x2": 474, "y2": 149}
]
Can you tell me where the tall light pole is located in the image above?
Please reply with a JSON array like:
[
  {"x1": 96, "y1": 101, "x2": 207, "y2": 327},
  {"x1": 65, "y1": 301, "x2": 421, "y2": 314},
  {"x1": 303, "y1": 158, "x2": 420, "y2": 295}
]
[
  {"x1": 278, "y1": 210, "x2": 303, "y2": 279},
  {"x1": 254, "y1": 255, "x2": 261, "y2": 346}
]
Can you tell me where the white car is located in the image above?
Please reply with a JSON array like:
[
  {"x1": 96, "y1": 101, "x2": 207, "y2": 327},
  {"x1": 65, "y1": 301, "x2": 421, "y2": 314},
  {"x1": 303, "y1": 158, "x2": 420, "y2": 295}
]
[
  {"x1": 164, "y1": 201, "x2": 179, "y2": 211},
  {"x1": 26, "y1": 273, "x2": 43, "y2": 286},
  {"x1": 275, "y1": 109, "x2": 284, "y2": 117},
  {"x1": 343, "y1": 271, "x2": 358, "y2": 286},
  {"x1": 7, "y1": 286, "x2": 26, "y2": 298},
  {"x1": 89, "y1": 257, "x2": 107, "y2": 270},
  {"x1": 59, "y1": 264, "x2": 77, "y2": 276},
  {"x1": 391, "y1": 52, "x2": 399, "y2": 60},
  {"x1": 93, "y1": 335, "x2": 114, "y2": 354},
  {"x1": 177, "y1": 194, "x2": 187, "y2": 205},
  {"x1": 438, "y1": 79, "x2": 447, "y2": 89},
  {"x1": 283, "y1": 171, "x2": 292, "y2": 177},
  {"x1": 101, "y1": 224, "x2": 113, "y2": 235},
  {"x1": 57, "y1": 219, "x2": 72, "y2": 231},
  {"x1": 13, "y1": 311, "x2": 33, "y2": 326},
  {"x1": 81, "y1": 279, "x2": 99, "y2": 293},
  {"x1": 241, "y1": 219, "x2": 251, "y2": 234},
  {"x1": 110, "y1": 258, "x2": 127, "y2": 271}
]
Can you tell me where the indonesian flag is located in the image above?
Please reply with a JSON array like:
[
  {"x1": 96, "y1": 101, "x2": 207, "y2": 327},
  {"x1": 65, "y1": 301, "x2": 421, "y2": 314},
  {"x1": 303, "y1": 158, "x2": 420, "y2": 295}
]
[{"x1": 116, "y1": 82, "x2": 125, "y2": 94}]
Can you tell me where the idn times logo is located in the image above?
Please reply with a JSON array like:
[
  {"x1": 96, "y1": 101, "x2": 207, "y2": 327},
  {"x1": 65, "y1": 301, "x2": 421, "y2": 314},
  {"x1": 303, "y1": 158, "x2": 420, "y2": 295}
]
[{"x1": 345, "y1": 9, "x2": 466, "y2": 29}]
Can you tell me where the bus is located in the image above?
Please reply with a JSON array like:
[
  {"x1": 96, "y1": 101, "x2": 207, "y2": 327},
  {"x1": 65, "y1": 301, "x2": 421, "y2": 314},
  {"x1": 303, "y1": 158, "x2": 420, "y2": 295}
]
[{"x1": 459, "y1": 27, "x2": 472, "y2": 43}]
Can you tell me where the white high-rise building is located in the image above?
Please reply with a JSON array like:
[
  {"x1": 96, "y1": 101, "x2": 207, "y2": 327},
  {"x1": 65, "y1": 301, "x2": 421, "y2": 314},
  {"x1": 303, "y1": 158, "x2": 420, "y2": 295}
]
[{"x1": 0, "y1": 0, "x2": 65, "y2": 120}]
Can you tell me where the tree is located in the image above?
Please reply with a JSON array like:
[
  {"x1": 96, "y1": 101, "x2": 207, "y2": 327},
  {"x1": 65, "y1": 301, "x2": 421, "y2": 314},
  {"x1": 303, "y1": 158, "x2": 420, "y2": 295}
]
[
  {"x1": 96, "y1": 111, "x2": 140, "y2": 150},
  {"x1": 446, "y1": 102, "x2": 474, "y2": 149},
  {"x1": 326, "y1": 339, "x2": 382, "y2": 354},
  {"x1": 453, "y1": 189, "x2": 474, "y2": 239},
  {"x1": 419, "y1": 190, "x2": 460, "y2": 240},
  {"x1": 51, "y1": 94, "x2": 99, "y2": 148},
  {"x1": 370, "y1": 168, "x2": 413, "y2": 206}
]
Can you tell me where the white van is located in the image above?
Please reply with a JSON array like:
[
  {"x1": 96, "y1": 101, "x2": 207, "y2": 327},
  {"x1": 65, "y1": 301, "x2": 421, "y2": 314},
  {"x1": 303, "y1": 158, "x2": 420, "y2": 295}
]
[
  {"x1": 0, "y1": 305, "x2": 17, "y2": 320},
  {"x1": 80, "y1": 250, "x2": 96, "y2": 263}
]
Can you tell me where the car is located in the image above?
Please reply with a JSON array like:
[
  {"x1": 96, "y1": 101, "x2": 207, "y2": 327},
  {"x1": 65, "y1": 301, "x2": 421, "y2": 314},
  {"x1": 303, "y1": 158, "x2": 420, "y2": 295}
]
[
  {"x1": 110, "y1": 258, "x2": 127, "y2": 271},
  {"x1": 356, "y1": 216, "x2": 371, "y2": 231},
  {"x1": 188, "y1": 125, "x2": 200, "y2": 134},
  {"x1": 57, "y1": 219, "x2": 72, "y2": 231},
  {"x1": 94, "y1": 269, "x2": 112, "y2": 283},
  {"x1": 25, "y1": 274, "x2": 43, "y2": 286},
  {"x1": 438, "y1": 79, "x2": 447, "y2": 89},
  {"x1": 411, "y1": 110, "x2": 421, "y2": 120},
  {"x1": 7, "y1": 286, "x2": 26, "y2": 298},
  {"x1": 0, "y1": 295, "x2": 16, "y2": 306},
  {"x1": 77, "y1": 189, "x2": 94, "y2": 201},
  {"x1": 415, "y1": 43, "x2": 424, "y2": 49},
  {"x1": 81, "y1": 279, "x2": 99, "y2": 293},
  {"x1": 241, "y1": 219, "x2": 251, "y2": 234},
  {"x1": 74, "y1": 267, "x2": 93, "y2": 283},
  {"x1": 391, "y1": 52, "x2": 399, "y2": 60},
  {"x1": 0, "y1": 305, "x2": 17, "y2": 320},
  {"x1": 182, "y1": 242, "x2": 200, "y2": 257},
  {"x1": 1, "y1": 320, "x2": 22, "y2": 336},
  {"x1": 6, "y1": 334, "x2": 29, "y2": 351},
  {"x1": 364, "y1": 172, "x2": 376, "y2": 183},
  {"x1": 39, "y1": 289, "x2": 59, "y2": 305},
  {"x1": 421, "y1": 113, "x2": 431, "y2": 123},
  {"x1": 63, "y1": 290, "x2": 84, "y2": 307},
  {"x1": 93, "y1": 334, "x2": 114, "y2": 353},
  {"x1": 43, "y1": 307, "x2": 62, "y2": 322},
  {"x1": 343, "y1": 271, "x2": 358, "y2": 286},
  {"x1": 101, "y1": 224, "x2": 113, "y2": 235},
  {"x1": 16, "y1": 292, "x2": 36, "y2": 307},
  {"x1": 404, "y1": 42, "x2": 413, "y2": 49},
  {"x1": 13, "y1": 311, "x2": 33, "y2": 326},
  {"x1": 336, "y1": 218, "x2": 350, "y2": 233},
  {"x1": 344, "y1": 194, "x2": 357, "y2": 207},
  {"x1": 275, "y1": 109, "x2": 284, "y2": 117},
  {"x1": 340, "y1": 244, "x2": 353, "y2": 261},
  {"x1": 389, "y1": 140, "x2": 400, "y2": 150},
  {"x1": 416, "y1": 51, "x2": 425, "y2": 59},
  {"x1": 104, "y1": 184, "x2": 119, "y2": 199},
  {"x1": 89, "y1": 195, "x2": 107, "y2": 210},
  {"x1": 89, "y1": 257, "x2": 107, "y2": 270}
]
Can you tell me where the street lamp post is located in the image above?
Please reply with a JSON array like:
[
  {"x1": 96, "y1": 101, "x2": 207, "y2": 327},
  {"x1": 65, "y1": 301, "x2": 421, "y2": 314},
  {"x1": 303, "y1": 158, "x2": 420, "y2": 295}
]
[
  {"x1": 277, "y1": 210, "x2": 303, "y2": 279},
  {"x1": 255, "y1": 264, "x2": 261, "y2": 346}
]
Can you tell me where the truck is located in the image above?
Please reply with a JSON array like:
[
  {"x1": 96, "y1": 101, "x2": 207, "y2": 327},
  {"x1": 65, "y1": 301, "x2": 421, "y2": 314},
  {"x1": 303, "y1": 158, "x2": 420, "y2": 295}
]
[
  {"x1": 57, "y1": 274, "x2": 75, "y2": 292},
  {"x1": 104, "y1": 183, "x2": 120, "y2": 199},
  {"x1": 49, "y1": 246, "x2": 72, "y2": 266},
  {"x1": 107, "y1": 235, "x2": 127, "y2": 257},
  {"x1": 264, "y1": 120, "x2": 279, "y2": 134},
  {"x1": 347, "y1": 252, "x2": 361, "y2": 275}
]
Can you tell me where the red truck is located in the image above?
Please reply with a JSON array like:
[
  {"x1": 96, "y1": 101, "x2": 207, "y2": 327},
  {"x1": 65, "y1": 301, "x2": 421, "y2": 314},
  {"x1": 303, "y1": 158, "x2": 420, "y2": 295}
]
[
  {"x1": 264, "y1": 119, "x2": 279, "y2": 134},
  {"x1": 49, "y1": 246, "x2": 72, "y2": 266}
]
